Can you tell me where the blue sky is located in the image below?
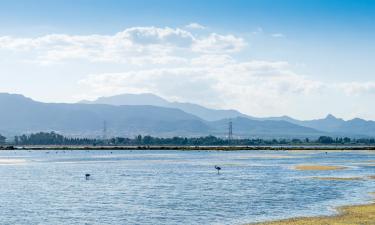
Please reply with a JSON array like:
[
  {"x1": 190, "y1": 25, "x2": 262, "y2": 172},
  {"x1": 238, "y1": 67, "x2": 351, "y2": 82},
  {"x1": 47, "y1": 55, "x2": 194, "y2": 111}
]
[
  {"x1": 1, "y1": 0, "x2": 375, "y2": 120},
  {"x1": 1, "y1": 0, "x2": 374, "y2": 35}
]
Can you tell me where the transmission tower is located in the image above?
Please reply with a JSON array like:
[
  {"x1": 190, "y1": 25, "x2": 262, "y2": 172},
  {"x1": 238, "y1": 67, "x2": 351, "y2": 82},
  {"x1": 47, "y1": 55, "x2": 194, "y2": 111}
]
[
  {"x1": 102, "y1": 120, "x2": 107, "y2": 140},
  {"x1": 228, "y1": 120, "x2": 233, "y2": 145}
]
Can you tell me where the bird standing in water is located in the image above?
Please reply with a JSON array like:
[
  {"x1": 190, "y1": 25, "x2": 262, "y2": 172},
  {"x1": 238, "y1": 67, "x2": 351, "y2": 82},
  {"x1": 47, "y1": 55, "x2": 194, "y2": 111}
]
[{"x1": 215, "y1": 165, "x2": 221, "y2": 174}]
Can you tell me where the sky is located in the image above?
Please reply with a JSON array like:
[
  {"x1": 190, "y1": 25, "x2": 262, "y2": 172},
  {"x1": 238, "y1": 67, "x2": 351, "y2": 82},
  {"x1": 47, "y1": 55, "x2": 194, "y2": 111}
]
[{"x1": 1, "y1": 0, "x2": 375, "y2": 120}]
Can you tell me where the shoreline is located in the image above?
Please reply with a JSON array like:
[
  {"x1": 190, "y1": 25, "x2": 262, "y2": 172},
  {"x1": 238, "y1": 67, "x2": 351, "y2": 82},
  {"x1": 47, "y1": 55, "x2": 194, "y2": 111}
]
[
  {"x1": 1, "y1": 145, "x2": 375, "y2": 151},
  {"x1": 251, "y1": 193, "x2": 375, "y2": 225}
]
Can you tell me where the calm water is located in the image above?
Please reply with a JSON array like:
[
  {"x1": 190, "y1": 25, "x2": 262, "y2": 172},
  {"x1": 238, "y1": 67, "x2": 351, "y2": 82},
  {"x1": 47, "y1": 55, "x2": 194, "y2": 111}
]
[{"x1": 0, "y1": 150, "x2": 374, "y2": 225}]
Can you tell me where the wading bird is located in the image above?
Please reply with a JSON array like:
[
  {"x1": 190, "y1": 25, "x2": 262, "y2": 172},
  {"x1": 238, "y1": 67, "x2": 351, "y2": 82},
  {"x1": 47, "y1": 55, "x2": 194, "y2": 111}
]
[{"x1": 215, "y1": 165, "x2": 221, "y2": 174}]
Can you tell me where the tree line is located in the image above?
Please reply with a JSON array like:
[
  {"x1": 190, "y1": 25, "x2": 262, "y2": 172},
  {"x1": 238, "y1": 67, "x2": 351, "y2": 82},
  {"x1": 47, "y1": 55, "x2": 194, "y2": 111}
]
[{"x1": 0, "y1": 132, "x2": 374, "y2": 146}]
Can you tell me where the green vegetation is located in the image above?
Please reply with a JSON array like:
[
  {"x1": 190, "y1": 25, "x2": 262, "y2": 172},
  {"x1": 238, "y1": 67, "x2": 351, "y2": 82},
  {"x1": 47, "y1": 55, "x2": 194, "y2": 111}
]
[
  {"x1": 8, "y1": 132, "x2": 375, "y2": 146},
  {"x1": 13, "y1": 132, "x2": 98, "y2": 145}
]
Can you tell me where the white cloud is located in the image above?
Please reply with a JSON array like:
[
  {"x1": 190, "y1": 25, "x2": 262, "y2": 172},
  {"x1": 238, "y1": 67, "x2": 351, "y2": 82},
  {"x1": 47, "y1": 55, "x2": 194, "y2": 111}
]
[
  {"x1": 79, "y1": 59, "x2": 324, "y2": 113},
  {"x1": 2, "y1": 24, "x2": 374, "y2": 119},
  {"x1": 79, "y1": 68, "x2": 219, "y2": 102},
  {"x1": 192, "y1": 33, "x2": 246, "y2": 53},
  {"x1": 117, "y1": 26, "x2": 194, "y2": 47},
  {"x1": 190, "y1": 54, "x2": 235, "y2": 67},
  {"x1": 186, "y1": 23, "x2": 206, "y2": 30},
  {"x1": 0, "y1": 26, "x2": 246, "y2": 64}
]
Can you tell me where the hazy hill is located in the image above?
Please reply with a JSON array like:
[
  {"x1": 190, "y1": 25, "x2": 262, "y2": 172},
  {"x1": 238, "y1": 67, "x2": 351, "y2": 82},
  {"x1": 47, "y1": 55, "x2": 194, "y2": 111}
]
[
  {"x1": 337, "y1": 118, "x2": 375, "y2": 136},
  {"x1": 264, "y1": 114, "x2": 375, "y2": 137},
  {"x1": 294, "y1": 114, "x2": 346, "y2": 132},
  {"x1": 81, "y1": 93, "x2": 250, "y2": 121},
  {"x1": 0, "y1": 93, "x2": 326, "y2": 138},
  {"x1": 262, "y1": 114, "x2": 345, "y2": 132},
  {"x1": 80, "y1": 93, "x2": 169, "y2": 106},
  {"x1": 80, "y1": 93, "x2": 375, "y2": 137},
  {"x1": 209, "y1": 117, "x2": 322, "y2": 138},
  {"x1": 0, "y1": 93, "x2": 210, "y2": 137}
]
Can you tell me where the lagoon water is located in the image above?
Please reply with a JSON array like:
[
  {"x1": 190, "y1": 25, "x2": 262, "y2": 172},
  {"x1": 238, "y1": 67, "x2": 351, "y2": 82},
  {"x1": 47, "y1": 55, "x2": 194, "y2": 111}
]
[{"x1": 0, "y1": 150, "x2": 374, "y2": 225}]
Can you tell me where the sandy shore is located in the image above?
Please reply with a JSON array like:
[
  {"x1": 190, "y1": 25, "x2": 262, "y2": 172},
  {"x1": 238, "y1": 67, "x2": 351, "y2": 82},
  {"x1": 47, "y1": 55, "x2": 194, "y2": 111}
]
[
  {"x1": 0, "y1": 158, "x2": 27, "y2": 165},
  {"x1": 250, "y1": 193, "x2": 375, "y2": 225},
  {"x1": 294, "y1": 165, "x2": 347, "y2": 170}
]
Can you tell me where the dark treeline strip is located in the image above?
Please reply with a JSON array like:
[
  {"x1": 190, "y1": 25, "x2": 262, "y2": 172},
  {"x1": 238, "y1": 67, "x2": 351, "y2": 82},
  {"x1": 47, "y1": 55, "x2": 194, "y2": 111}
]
[{"x1": 2, "y1": 132, "x2": 375, "y2": 146}]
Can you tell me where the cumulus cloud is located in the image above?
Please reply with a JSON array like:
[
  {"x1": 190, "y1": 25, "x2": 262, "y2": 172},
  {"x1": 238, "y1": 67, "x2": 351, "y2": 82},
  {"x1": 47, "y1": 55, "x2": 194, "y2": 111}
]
[
  {"x1": 79, "y1": 68, "x2": 219, "y2": 102},
  {"x1": 190, "y1": 54, "x2": 235, "y2": 67},
  {"x1": 186, "y1": 23, "x2": 206, "y2": 29},
  {"x1": 0, "y1": 26, "x2": 246, "y2": 64},
  {"x1": 2, "y1": 24, "x2": 373, "y2": 117},
  {"x1": 193, "y1": 33, "x2": 246, "y2": 53},
  {"x1": 79, "y1": 59, "x2": 324, "y2": 112},
  {"x1": 117, "y1": 26, "x2": 194, "y2": 47}
]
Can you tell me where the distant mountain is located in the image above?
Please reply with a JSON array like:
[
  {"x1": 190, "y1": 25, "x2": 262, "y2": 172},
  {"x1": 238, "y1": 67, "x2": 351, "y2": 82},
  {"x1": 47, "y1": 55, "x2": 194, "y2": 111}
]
[
  {"x1": 263, "y1": 114, "x2": 375, "y2": 137},
  {"x1": 257, "y1": 115, "x2": 300, "y2": 124},
  {"x1": 81, "y1": 93, "x2": 250, "y2": 121},
  {"x1": 295, "y1": 114, "x2": 346, "y2": 132},
  {"x1": 80, "y1": 93, "x2": 169, "y2": 106},
  {"x1": 0, "y1": 93, "x2": 210, "y2": 137},
  {"x1": 262, "y1": 114, "x2": 375, "y2": 137},
  {"x1": 81, "y1": 93, "x2": 375, "y2": 137},
  {"x1": 0, "y1": 93, "x2": 326, "y2": 138},
  {"x1": 263, "y1": 114, "x2": 345, "y2": 132},
  {"x1": 209, "y1": 117, "x2": 323, "y2": 138},
  {"x1": 337, "y1": 118, "x2": 375, "y2": 136},
  {"x1": 168, "y1": 102, "x2": 252, "y2": 121}
]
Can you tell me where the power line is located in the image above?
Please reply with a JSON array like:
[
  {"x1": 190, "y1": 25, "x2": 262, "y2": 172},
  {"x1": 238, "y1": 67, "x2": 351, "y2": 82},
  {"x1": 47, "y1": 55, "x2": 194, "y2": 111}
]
[
  {"x1": 102, "y1": 120, "x2": 107, "y2": 140},
  {"x1": 228, "y1": 120, "x2": 233, "y2": 145}
]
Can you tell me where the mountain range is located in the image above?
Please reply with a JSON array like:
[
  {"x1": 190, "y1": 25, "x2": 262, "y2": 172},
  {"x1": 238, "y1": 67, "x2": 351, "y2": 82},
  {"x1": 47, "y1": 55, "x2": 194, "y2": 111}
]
[
  {"x1": 0, "y1": 92, "x2": 374, "y2": 138},
  {"x1": 82, "y1": 93, "x2": 375, "y2": 137},
  {"x1": 81, "y1": 93, "x2": 250, "y2": 121}
]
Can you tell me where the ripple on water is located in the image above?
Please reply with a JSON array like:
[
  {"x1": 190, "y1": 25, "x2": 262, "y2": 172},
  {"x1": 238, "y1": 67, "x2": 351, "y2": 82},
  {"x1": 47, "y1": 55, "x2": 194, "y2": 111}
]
[{"x1": 0, "y1": 150, "x2": 374, "y2": 225}]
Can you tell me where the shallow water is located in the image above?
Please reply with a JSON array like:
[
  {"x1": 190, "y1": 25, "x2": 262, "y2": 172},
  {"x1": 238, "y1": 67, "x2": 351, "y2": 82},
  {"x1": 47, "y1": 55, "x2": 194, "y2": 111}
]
[{"x1": 0, "y1": 150, "x2": 374, "y2": 225}]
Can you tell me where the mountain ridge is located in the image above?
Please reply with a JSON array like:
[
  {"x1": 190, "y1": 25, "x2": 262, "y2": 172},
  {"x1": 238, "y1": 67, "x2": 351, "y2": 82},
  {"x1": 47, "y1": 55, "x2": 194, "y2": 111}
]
[
  {"x1": 81, "y1": 93, "x2": 251, "y2": 121},
  {"x1": 0, "y1": 92, "x2": 326, "y2": 138},
  {"x1": 81, "y1": 93, "x2": 375, "y2": 137}
]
